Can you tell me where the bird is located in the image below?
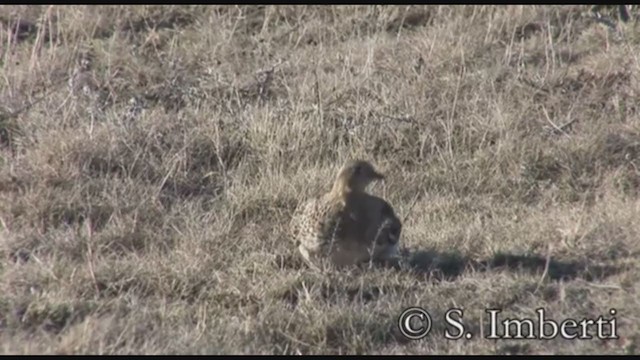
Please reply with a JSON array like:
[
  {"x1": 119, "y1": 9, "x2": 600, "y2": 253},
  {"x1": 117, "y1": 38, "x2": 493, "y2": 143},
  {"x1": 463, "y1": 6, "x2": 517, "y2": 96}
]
[{"x1": 290, "y1": 159, "x2": 402, "y2": 270}]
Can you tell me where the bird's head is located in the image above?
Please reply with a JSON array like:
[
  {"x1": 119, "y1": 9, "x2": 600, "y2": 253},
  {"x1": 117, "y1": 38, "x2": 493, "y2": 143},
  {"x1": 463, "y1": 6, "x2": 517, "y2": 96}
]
[{"x1": 331, "y1": 159, "x2": 384, "y2": 196}]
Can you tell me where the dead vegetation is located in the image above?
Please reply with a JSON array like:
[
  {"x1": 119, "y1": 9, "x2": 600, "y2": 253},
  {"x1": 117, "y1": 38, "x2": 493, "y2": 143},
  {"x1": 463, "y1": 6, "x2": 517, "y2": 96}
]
[{"x1": 0, "y1": 5, "x2": 639, "y2": 355}]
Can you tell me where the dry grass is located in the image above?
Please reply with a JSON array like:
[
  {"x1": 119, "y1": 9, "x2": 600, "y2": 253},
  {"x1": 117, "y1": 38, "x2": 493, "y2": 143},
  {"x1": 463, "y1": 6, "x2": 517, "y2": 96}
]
[{"x1": 1, "y1": 5, "x2": 639, "y2": 355}]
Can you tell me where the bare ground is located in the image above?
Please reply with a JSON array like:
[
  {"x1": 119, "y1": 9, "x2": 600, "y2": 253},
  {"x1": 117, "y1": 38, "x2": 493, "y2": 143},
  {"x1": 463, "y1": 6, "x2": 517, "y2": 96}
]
[{"x1": 0, "y1": 5, "x2": 639, "y2": 355}]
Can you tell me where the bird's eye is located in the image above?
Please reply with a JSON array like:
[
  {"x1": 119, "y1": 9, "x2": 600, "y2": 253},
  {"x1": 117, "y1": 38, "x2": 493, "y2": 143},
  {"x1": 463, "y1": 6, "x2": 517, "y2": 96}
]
[{"x1": 354, "y1": 165, "x2": 362, "y2": 175}]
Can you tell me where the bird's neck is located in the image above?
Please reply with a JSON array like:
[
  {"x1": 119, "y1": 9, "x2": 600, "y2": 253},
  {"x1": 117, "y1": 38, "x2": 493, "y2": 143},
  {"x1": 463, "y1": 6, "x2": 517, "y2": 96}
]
[{"x1": 329, "y1": 179, "x2": 365, "y2": 201}]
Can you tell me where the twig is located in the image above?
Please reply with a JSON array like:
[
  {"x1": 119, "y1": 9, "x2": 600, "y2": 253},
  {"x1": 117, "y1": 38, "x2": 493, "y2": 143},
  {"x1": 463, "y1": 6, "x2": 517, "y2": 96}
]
[
  {"x1": 446, "y1": 56, "x2": 465, "y2": 159},
  {"x1": 0, "y1": 215, "x2": 8, "y2": 232},
  {"x1": 402, "y1": 190, "x2": 423, "y2": 224},
  {"x1": 378, "y1": 113, "x2": 416, "y2": 124},
  {"x1": 541, "y1": 106, "x2": 572, "y2": 137},
  {"x1": 29, "y1": 253, "x2": 59, "y2": 281},
  {"x1": 273, "y1": 24, "x2": 301, "y2": 43},
  {"x1": 154, "y1": 142, "x2": 191, "y2": 200},
  {"x1": 534, "y1": 242, "x2": 552, "y2": 294},
  {"x1": 314, "y1": 67, "x2": 323, "y2": 125},
  {"x1": 275, "y1": 329, "x2": 314, "y2": 349},
  {"x1": 85, "y1": 219, "x2": 101, "y2": 296},
  {"x1": 0, "y1": 93, "x2": 47, "y2": 122},
  {"x1": 580, "y1": 281, "x2": 625, "y2": 291}
]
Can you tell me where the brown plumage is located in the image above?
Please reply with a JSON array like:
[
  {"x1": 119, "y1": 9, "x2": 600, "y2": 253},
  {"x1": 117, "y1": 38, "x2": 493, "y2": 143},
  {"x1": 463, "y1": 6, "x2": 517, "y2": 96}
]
[{"x1": 290, "y1": 160, "x2": 402, "y2": 269}]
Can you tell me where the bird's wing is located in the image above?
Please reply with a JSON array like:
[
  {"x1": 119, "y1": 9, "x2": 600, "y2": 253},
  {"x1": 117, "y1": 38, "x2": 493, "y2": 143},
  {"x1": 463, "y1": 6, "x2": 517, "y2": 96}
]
[
  {"x1": 291, "y1": 195, "x2": 344, "y2": 249},
  {"x1": 364, "y1": 196, "x2": 402, "y2": 246},
  {"x1": 289, "y1": 198, "x2": 314, "y2": 243}
]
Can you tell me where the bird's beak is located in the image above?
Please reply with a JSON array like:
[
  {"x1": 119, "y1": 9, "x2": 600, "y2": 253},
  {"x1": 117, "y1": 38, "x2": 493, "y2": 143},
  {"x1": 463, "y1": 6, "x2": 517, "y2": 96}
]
[{"x1": 374, "y1": 171, "x2": 385, "y2": 181}]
